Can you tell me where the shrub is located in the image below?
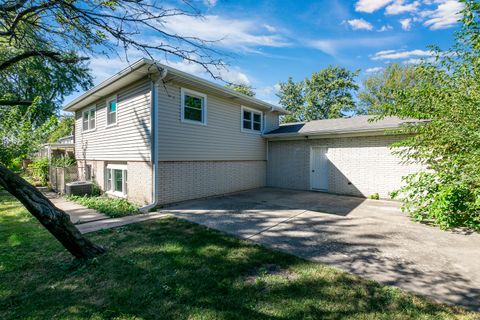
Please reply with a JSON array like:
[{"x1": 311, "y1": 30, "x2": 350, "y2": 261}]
[
  {"x1": 51, "y1": 155, "x2": 76, "y2": 167},
  {"x1": 66, "y1": 195, "x2": 139, "y2": 218},
  {"x1": 28, "y1": 157, "x2": 49, "y2": 186},
  {"x1": 369, "y1": 193, "x2": 380, "y2": 200},
  {"x1": 392, "y1": 172, "x2": 480, "y2": 231}
]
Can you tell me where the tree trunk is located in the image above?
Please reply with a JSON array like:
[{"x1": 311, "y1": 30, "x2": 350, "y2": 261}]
[{"x1": 0, "y1": 163, "x2": 105, "y2": 259}]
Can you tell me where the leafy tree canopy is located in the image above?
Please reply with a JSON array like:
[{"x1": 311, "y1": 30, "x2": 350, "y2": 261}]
[
  {"x1": 375, "y1": 0, "x2": 480, "y2": 230},
  {"x1": 0, "y1": 101, "x2": 55, "y2": 168},
  {"x1": 358, "y1": 64, "x2": 422, "y2": 115},
  {"x1": 47, "y1": 117, "x2": 74, "y2": 143},
  {"x1": 277, "y1": 66, "x2": 359, "y2": 122},
  {"x1": 226, "y1": 83, "x2": 255, "y2": 97}
]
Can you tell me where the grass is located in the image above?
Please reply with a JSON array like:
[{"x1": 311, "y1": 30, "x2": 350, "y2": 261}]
[
  {"x1": 0, "y1": 189, "x2": 478, "y2": 319},
  {"x1": 65, "y1": 195, "x2": 139, "y2": 217}
]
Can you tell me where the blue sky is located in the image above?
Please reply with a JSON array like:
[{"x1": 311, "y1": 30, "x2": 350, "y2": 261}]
[{"x1": 67, "y1": 0, "x2": 464, "y2": 106}]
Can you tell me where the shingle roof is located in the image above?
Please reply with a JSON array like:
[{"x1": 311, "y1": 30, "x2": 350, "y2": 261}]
[{"x1": 264, "y1": 115, "x2": 425, "y2": 137}]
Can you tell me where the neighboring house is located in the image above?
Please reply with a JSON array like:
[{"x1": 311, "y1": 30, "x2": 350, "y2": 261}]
[
  {"x1": 35, "y1": 135, "x2": 75, "y2": 162},
  {"x1": 63, "y1": 58, "x2": 422, "y2": 208}
]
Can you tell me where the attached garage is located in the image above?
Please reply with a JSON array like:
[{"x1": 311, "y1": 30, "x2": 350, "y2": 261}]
[{"x1": 264, "y1": 116, "x2": 424, "y2": 199}]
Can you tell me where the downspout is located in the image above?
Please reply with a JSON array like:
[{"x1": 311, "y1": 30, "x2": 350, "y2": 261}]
[{"x1": 140, "y1": 68, "x2": 167, "y2": 212}]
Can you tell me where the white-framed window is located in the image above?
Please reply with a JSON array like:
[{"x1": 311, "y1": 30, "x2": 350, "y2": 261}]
[
  {"x1": 106, "y1": 96, "x2": 117, "y2": 126},
  {"x1": 105, "y1": 164, "x2": 127, "y2": 197},
  {"x1": 82, "y1": 107, "x2": 96, "y2": 132},
  {"x1": 241, "y1": 106, "x2": 263, "y2": 133},
  {"x1": 181, "y1": 88, "x2": 207, "y2": 125}
]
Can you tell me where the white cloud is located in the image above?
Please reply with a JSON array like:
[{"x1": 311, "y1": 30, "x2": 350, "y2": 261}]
[
  {"x1": 400, "y1": 18, "x2": 412, "y2": 30},
  {"x1": 345, "y1": 18, "x2": 374, "y2": 30},
  {"x1": 257, "y1": 83, "x2": 280, "y2": 96},
  {"x1": 256, "y1": 83, "x2": 281, "y2": 105},
  {"x1": 365, "y1": 67, "x2": 384, "y2": 73},
  {"x1": 161, "y1": 14, "x2": 289, "y2": 51},
  {"x1": 88, "y1": 52, "x2": 144, "y2": 84},
  {"x1": 385, "y1": 1, "x2": 420, "y2": 15},
  {"x1": 165, "y1": 60, "x2": 250, "y2": 84},
  {"x1": 355, "y1": 0, "x2": 393, "y2": 13},
  {"x1": 371, "y1": 49, "x2": 433, "y2": 60},
  {"x1": 263, "y1": 24, "x2": 277, "y2": 32},
  {"x1": 422, "y1": 0, "x2": 464, "y2": 30},
  {"x1": 378, "y1": 24, "x2": 393, "y2": 32},
  {"x1": 204, "y1": 0, "x2": 218, "y2": 7},
  {"x1": 403, "y1": 57, "x2": 437, "y2": 64},
  {"x1": 310, "y1": 36, "x2": 401, "y2": 56},
  {"x1": 87, "y1": 53, "x2": 250, "y2": 85}
]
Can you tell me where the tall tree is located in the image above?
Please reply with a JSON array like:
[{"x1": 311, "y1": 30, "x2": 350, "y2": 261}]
[
  {"x1": 277, "y1": 66, "x2": 359, "y2": 122},
  {"x1": 277, "y1": 77, "x2": 305, "y2": 123},
  {"x1": 358, "y1": 64, "x2": 422, "y2": 115},
  {"x1": 0, "y1": 101, "x2": 54, "y2": 168},
  {"x1": 47, "y1": 117, "x2": 75, "y2": 143},
  {"x1": 0, "y1": 51, "x2": 92, "y2": 124},
  {"x1": 226, "y1": 83, "x2": 255, "y2": 97},
  {"x1": 0, "y1": 0, "x2": 225, "y2": 259},
  {"x1": 376, "y1": 0, "x2": 480, "y2": 230}
]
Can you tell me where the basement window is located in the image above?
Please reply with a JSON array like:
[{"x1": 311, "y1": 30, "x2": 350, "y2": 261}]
[{"x1": 106, "y1": 164, "x2": 128, "y2": 197}]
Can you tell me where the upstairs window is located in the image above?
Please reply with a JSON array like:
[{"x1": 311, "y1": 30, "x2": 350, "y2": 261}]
[
  {"x1": 181, "y1": 88, "x2": 207, "y2": 124},
  {"x1": 82, "y1": 107, "x2": 96, "y2": 131},
  {"x1": 242, "y1": 107, "x2": 262, "y2": 133},
  {"x1": 106, "y1": 97, "x2": 117, "y2": 126}
]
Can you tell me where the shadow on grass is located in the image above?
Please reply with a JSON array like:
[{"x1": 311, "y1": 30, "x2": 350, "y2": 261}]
[{"x1": 0, "y1": 202, "x2": 476, "y2": 320}]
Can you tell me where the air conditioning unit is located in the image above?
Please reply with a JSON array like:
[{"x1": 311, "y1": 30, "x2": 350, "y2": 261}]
[{"x1": 65, "y1": 181, "x2": 93, "y2": 196}]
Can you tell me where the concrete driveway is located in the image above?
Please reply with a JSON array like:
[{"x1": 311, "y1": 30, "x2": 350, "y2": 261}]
[{"x1": 160, "y1": 187, "x2": 480, "y2": 311}]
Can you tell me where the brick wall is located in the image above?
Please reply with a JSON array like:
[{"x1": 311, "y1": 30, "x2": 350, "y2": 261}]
[
  {"x1": 81, "y1": 159, "x2": 152, "y2": 205},
  {"x1": 267, "y1": 135, "x2": 423, "y2": 199},
  {"x1": 157, "y1": 160, "x2": 266, "y2": 204},
  {"x1": 127, "y1": 161, "x2": 153, "y2": 205}
]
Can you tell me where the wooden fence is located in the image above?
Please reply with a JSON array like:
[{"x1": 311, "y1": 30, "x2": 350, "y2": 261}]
[{"x1": 49, "y1": 166, "x2": 80, "y2": 193}]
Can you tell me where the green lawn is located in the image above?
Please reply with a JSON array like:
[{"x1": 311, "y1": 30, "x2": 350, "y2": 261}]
[{"x1": 0, "y1": 190, "x2": 477, "y2": 319}]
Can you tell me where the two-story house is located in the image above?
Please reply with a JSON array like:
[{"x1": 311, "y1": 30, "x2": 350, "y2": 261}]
[{"x1": 64, "y1": 59, "x2": 422, "y2": 210}]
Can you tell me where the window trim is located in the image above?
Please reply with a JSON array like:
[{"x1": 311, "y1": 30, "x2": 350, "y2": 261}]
[
  {"x1": 180, "y1": 88, "x2": 207, "y2": 126},
  {"x1": 105, "y1": 164, "x2": 127, "y2": 198},
  {"x1": 82, "y1": 106, "x2": 96, "y2": 133},
  {"x1": 241, "y1": 106, "x2": 263, "y2": 134},
  {"x1": 105, "y1": 95, "x2": 118, "y2": 128}
]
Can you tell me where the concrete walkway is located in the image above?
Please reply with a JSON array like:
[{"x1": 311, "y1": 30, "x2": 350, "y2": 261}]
[
  {"x1": 160, "y1": 187, "x2": 480, "y2": 311},
  {"x1": 76, "y1": 212, "x2": 165, "y2": 234},
  {"x1": 44, "y1": 192, "x2": 109, "y2": 224}
]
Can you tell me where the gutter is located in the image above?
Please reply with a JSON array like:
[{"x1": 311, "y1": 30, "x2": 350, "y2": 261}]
[{"x1": 139, "y1": 67, "x2": 168, "y2": 212}]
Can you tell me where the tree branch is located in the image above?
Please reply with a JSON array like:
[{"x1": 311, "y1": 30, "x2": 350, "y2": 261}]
[
  {"x1": 0, "y1": 99, "x2": 33, "y2": 106},
  {"x1": 0, "y1": 50, "x2": 88, "y2": 71}
]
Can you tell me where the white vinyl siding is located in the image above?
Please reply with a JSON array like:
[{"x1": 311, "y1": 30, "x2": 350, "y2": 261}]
[
  {"x1": 75, "y1": 80, "x2": 151, "y2": 161},
  {"x1": 157, "y1": 82, "x2": 267, "y2": 161},
  {"x1": 264, "y1": 112, "x2": 280, "y2": 132}
]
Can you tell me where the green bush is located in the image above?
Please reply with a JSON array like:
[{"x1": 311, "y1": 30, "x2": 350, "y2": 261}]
[
  {"x1": 65, "y1": 195, "x2": 139, "y2": 218},
  {"x1": 28, "y1": 157, "x2": 49, "y2": 186},
  {"x1": 392, "y1": 172, "x2": 480, "y2": 231},
  {"x1": 369, "y1": 193, "x2": 380, "y2": 200},
  {"x1": 51, "y1": 155, "x2": 76, "y2": 167}
]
